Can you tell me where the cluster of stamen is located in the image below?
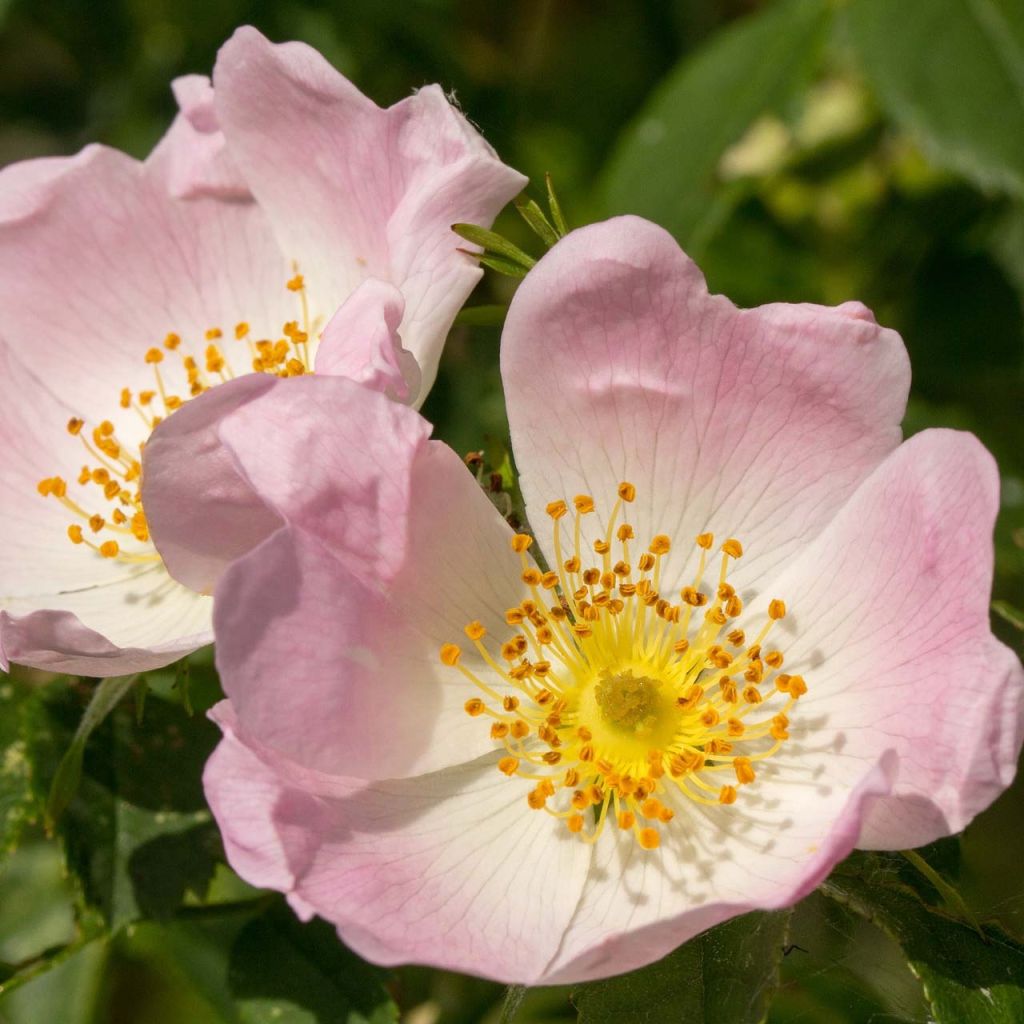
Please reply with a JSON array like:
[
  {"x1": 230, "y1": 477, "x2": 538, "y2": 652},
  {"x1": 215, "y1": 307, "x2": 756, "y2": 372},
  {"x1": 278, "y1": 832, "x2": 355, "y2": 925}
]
[
  {"x1": 37, "y1": 273, "x2": 318, "y2": 566},
  {"x1": 440, "y1": 484, "x2": 807, "y2": 851}
]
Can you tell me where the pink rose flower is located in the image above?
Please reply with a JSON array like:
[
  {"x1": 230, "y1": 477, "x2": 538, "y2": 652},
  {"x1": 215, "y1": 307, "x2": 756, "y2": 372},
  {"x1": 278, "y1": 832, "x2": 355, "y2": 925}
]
[
  {"x1": 154, "y1": 216, "x2": 1022, "y2": 983},
  {"x1": 0, "y1": 26, "x2": 525, "y2": 677}
]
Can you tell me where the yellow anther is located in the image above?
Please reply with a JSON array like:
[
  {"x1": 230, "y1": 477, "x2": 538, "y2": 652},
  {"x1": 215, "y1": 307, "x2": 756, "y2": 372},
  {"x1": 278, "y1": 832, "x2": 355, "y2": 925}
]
[
  {"x1": 439, "y1": 643, "x2": 461, "y2": 666},
  {"x1": 638, "y1": 828, "x2": 660, "y2": 850},
  {"x1": 98, "y1": 420, "x2": 115, "y2": 437},
  {"x1": 497, "y1": 756, "x2": 519, "y2": 776},
  {"x1": 541, "y1": 571, "x2": 559, "y2": 589},
  {"x1": 593, "y1": 539, "x2": 611, "y2": 555},
  {"x1": 649, "y1": 535, "x2": 671, "y2": 555},
  {"x1": 119, "y1": 388, "x2": 131, "y2": 409},
  {"x1": 726, "y1": 717, "x2": 745, "y2": 737},
  {"x1": 770, "y1": 714, "x2": 790, "y2": 741},
  {"x1": 696, "y1": 532, "x2": 714, "y2": 549},
  {"x1": 67, "y1": 417, "x2": 84, "y2": 435},
  {"x1": 788, "y1": 675, "x2": 808, "y2": 698},
  {"x1": 88, "y1": 514, "x2": 104, "y2": 533},
  {"x1": 490, "y1": 722, "x2": 510, "y2": 740},
  {"x1": 765, "y1": 650, "x2": 784, "y2": 668},
  {"x1": 287, "y1": 273, "x2": 305, "y2": 291},
  {"x1": 205, "y1": 327, "x2": 223, "y2": 340},
  {"x1": 502, "y1": 696, "x2": 520, "y2": 712},
  {"x1": 164, "y1": 332, "x2": 182, "y2": 350},
  {"x1": 616, "y1": 811, "x2": 636, "y2": 830},
  {"x1": 573, "y1": 494, "x2": 595, "y2": 513},
  {"x1": 637, "y1": 553, "x2": 655, "y2": 572},
  {"x1": 464, "y1": 621, "x2": 486, "y2": 641},
  {"x1": 721, "y1": 538, "x2": 743, "y2": 558},
  {"x1": 527, "y1": 789, "x2": 547, "y2": 810},
  {"x1": 522, "y1": 568, "x2": 542, "y2": 586},
  {"x1": 99, "y1": 540, "x2": 119, "y2": 558},
  {"x1": 67, "y1": 524, "x2": 83, "y2": 544},
  {"x1": 511, "y1": 720, "x2": 530, "y2": 739},
  {"x1": 734, "y1": 757, "x2": 756, "y2": 785},
  {"x1": 768, "y1": 599, "x2": 787, "y2": 620},
  {"x1": 640, "y1": 797, "x2": 661, "y2": 819},
  {"x1": 546, "y1": 499, "x2": 568, "y2": 519},
  {"x1": 235, "y1": 321, "x2": 250, "y2": 339},
  {"x1": 742, "y1": 685, "x2": 763, "y2": 705},
  {"x1": 567, "y1": 814, "x2": 585, "y2": 834},
  {"x1": 511, "y1": 533, "x2": 533, "y2": 553},
  {"x1": 618, "y1": 482, "x2": 636, "y2": 502},
  {"x1": 145, "y1": 348, "x2": 164, "y2": 364},
  {"x1": 700, "y1": 706, "x2": 720, "y2": 728},
  {"x1": 139, "y1": 391, "x2": 155, "y2": 405},
  {"x1": 719, "y1": 785, "x2": 738, "y2": 805},
  {"x1": 676, "y1": 684, "x2": 704, "y2": 711}
]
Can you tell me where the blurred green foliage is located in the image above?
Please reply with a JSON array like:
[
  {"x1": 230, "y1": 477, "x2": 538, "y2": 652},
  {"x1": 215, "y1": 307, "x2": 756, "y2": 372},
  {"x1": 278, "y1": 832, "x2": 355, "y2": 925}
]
[{"x1": 2, "y1": 0, "x2": 1024, "y2": 1021}]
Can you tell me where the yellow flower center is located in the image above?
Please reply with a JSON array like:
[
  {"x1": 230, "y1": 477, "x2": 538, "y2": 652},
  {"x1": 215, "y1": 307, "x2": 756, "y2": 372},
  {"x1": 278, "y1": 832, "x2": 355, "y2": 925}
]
[
  {"x1": 36, "y1": 271, "x2": 319, "y2": 570},
  {"x1": 440, "y1": 482, "x2": 807, "y2": 852}
]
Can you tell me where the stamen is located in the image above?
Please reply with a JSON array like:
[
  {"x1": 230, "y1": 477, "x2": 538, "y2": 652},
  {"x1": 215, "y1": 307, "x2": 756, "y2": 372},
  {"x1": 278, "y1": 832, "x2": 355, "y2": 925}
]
[
  {"x1": 442, "y1": 487, "x2": 805, "y2": 851},
  {"x1": 39, "y1": 271, "x2": 321, "y2": 569}
]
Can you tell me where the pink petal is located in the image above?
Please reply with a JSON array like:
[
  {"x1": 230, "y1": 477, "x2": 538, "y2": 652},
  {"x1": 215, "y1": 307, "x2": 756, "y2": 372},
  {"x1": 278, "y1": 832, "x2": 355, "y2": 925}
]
[
  {"x1": 501, "y1": 216, "x2": 910, "y2": 595},
  {"x1": 314, "y1": 278, "x2": 421, "y2": 403},
  {"x1": 206, "y1": 381, "x2": 526, "y2": 777},
  {"x1": 541, "y1": 753, "x2": 895, "y2": 983},
  {"x1": 0, "y1": 606, "x2": 210, "y2": 677},
  {"x1": 0, "y1": 344, "x2": 212, "y2": 674},
  {"x1": 215, "y1": 375, "x2": 431, "y2": 585},
  {"x1": 146, "y1": 75, "x2": 251, "y2": 199},
  {"x1": 762, "y1": 429, "x2": 1024, "y2": 848},
  {"x1": 213, "y1": 26, "x2": 526, "y2": 402},
  {"x1": 204, "y1": 722, "x2": 592, "y2": 984},
  {"x1": 0, "y1": 144, "x2": 292, "y2": 413},
  {"x1": 140, "y1": 374, "x2": 284, "y2": 596}
]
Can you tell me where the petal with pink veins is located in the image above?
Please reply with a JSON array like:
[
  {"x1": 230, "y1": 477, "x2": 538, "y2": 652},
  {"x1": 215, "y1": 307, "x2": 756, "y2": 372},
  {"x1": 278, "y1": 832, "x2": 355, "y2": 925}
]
[
  {"x1": 755, "y1": 429, "x2": 1024, "y2": 849},
  {"x1": 314, "y1": 278, "x2": 421, "y2": 403},
  {"x1": 502, "y1": 215, "x2": 911, "y2": 596},
  {"x1": 205, "y1": 379, "x2": 527, "y2": 777},
  {"x1": 213, "y1": 26, "x2": 527, "y2": 403},
  {"x1": 146, "y1": 75, "x2": 251, "y2": 200},
  {"x1": 204, "y1": 722, "x2": 593, "y2": 985}
]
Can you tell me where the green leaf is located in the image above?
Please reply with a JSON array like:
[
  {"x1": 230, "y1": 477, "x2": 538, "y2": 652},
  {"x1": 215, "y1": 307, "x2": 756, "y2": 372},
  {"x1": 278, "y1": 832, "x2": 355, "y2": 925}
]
[
  {"x1": 0, "y1": 938, "x2": 109, "y2": 1023},
  {"x1": 475, "y1": 252, "x2": 530, "y2": 279},
  {"x1": 514, "y1": 196, "x2": 560, "y2": 248},
  {"x1": 41, "y1": 682, "x2": 225, "y2": 929},
  {"x1": 847, "y1": 0, "x2": 1024, "y2": 198},
  {"x1": 0, "y1": 680, "x2": 54, "y2": 852},
  {"x1": 545, "y1": 173, "x2": 569, "y2": 237},
  {"x1": 822, "y1": 858, "x2": 1024, "y2": 1022},
  {"x1": 993, "y1": 600, "x2": 1024, "y2": 630},
  {"x1": 45, "y1": 674, "x2": 138, "y2": 829},
  {"x1": 601, "y1": 0, "x2": 831, "y2": 249},
  {"x1": 117, "y1": 902, "x2": 398, "y2": 1024},
  {"x1": 451, "y1": 223, "x2": 536, "y2": 270},
  {"x1": 571, "y1": 910, "x2": 790, "y2": 1024}
]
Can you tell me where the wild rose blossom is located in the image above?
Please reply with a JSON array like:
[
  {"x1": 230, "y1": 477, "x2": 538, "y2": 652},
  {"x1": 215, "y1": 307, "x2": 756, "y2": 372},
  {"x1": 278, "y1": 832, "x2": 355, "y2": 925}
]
[
  {"x1": 0, "y1": 26, "x2": 525, "y2": 676},
  {"x1": 149, "y1": 216, "x2": 1022, "y2": 983}
]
